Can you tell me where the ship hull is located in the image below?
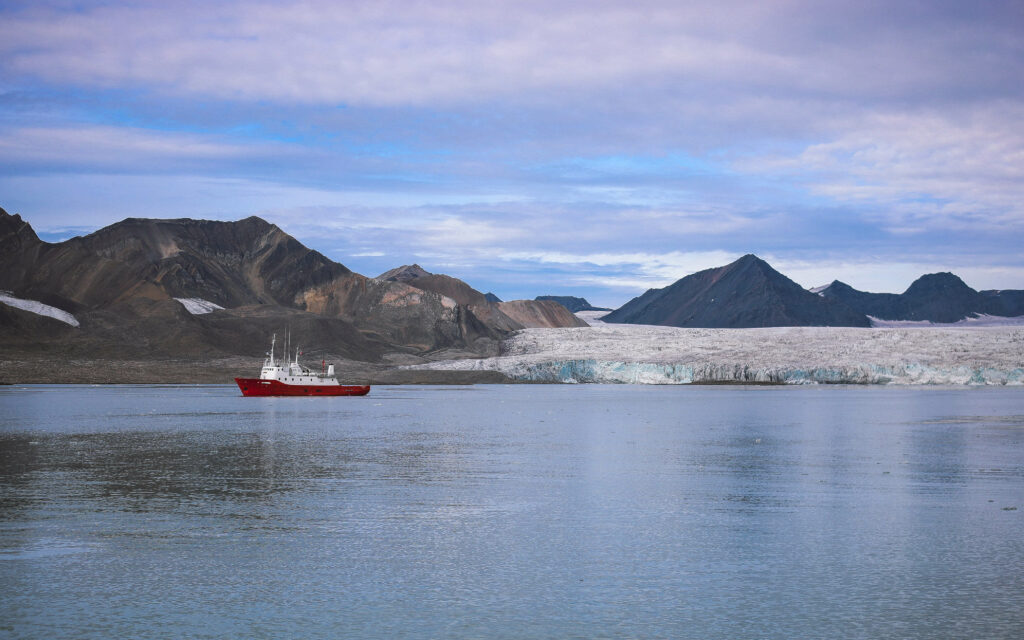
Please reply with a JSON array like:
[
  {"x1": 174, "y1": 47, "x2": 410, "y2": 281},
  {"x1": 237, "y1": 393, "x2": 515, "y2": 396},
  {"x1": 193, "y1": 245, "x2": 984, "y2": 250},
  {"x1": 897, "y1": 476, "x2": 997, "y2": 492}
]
[{"x1": 235, "y1": 378, "x2": 370, "y2": 397}]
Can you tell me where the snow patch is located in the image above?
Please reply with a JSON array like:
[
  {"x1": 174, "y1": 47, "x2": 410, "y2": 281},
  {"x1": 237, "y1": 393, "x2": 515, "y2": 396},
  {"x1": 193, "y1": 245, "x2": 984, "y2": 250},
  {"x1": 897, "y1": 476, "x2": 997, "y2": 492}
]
[
  {"x1": 0, "y1": 291, "x2": 79, "y2": 327},
  {"x1": 174, "y1": 298, "x2": 224, "y2": 314}
]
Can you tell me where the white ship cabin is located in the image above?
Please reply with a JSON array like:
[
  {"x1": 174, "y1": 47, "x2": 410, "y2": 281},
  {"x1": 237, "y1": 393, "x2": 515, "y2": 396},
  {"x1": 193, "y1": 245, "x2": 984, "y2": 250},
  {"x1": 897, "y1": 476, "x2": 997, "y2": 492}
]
[{"x1": 260, "y1": 334, "x2": 338, "y2": 385}]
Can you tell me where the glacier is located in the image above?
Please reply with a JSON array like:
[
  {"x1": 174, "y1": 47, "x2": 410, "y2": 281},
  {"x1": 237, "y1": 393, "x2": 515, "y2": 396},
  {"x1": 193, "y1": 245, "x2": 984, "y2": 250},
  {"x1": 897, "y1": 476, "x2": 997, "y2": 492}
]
[
  {"x1": 0, "y1": 291, "x2": 80, "y2": 327},
  {"x1": 407, "y1": 319, "x2": 1024, "y2": 385},
  {"x1": 868, "y1": 314, "x2": 1024, "y2": 328},
  {"x1": 174, "y1": 298, "x2": 225, "y2": 314}
]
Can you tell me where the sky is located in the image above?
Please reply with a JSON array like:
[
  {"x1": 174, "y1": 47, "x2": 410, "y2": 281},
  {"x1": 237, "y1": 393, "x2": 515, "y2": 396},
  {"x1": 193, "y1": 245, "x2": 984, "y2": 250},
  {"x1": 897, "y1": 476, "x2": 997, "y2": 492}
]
[{"x1": 2, "y1": 0, "x2": 1023, "y2": 307}]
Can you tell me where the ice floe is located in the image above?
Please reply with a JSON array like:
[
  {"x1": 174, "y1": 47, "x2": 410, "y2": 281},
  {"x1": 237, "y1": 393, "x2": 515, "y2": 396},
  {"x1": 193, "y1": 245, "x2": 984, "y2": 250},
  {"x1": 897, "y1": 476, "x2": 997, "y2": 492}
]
[
  {"x1": 174, "y1": 298, "x2": 225, "y2": 314},
  {"x1": 0, "y1": 291, "x2": 80, "y2": 327}
]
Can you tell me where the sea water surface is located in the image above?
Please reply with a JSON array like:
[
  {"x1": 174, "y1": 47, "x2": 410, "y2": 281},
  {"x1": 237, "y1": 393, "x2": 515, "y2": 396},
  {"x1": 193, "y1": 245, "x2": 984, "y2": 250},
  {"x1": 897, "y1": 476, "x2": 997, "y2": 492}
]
[{"x1": 1, "y1": 384, "x2": 1022, "y2": 639}]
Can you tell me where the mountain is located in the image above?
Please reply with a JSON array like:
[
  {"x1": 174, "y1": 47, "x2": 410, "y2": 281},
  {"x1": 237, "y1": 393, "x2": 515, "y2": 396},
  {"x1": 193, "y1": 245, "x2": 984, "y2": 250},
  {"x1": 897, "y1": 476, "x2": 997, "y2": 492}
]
[
  {"x1": 817, "y1": 273, "x2": 1024, "y2": 322},
  {"x1": 1, "y1": 212, "x2": 350, "y2": 313},
  {"x1": 981, "y1": 289, "x2": 1024, "y2": 317},
  {"x1": 484, "y1": 292, "x2": 502, "y2": 303},
  {"x1": 604, "y1": 254, "x2": 870, "y2": 328},
  {"x1": 535, "y1": 295, "x2": 611, "y2": 312},
  {"x1": 377, "y1": 263, "x2": 491, "y2": 307},
  {"x1": 496, "y1": 299, "x2": 589, "y2": 328},
  {"x1": 0, "y1": 209, "x2": 524, "y2": 361},
  {"x1": 376, "y1": 264, "x2": 587, "y2": 329}
]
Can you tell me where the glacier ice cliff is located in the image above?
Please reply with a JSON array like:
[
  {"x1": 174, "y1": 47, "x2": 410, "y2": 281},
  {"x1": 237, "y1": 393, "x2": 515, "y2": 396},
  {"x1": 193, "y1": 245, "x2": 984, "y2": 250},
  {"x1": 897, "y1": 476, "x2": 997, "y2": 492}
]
[{"x1": 407, "y1": 323, "x2": 1024, "y2": 385}]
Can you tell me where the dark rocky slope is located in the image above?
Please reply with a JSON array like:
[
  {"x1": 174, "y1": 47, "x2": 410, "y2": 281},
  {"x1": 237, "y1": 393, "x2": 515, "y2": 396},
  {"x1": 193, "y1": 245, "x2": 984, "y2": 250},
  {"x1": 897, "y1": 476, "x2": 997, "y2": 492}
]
[
  {"x1": 0, "y1": 209, "x2": 526, "y2": 363},
  {"x1": 535, "y1": 296, "x2": 611, "y2": 312},
  {"x1": 604, "y1": 254, "x2": 870, "y2": 328},
  {"x1": 496, "y1": 299, "x2": 590, "y2": 328},
  {"x1": 817, "y1": 273, "x2": 1024, "y2": 322}
]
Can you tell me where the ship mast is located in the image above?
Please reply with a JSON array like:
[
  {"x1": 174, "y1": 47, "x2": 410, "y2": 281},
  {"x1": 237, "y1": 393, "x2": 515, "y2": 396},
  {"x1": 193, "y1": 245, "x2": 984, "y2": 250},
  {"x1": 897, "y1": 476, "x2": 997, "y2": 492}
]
[{"x1": 269, "y1": 333, "x2": 276, "y2": 367}]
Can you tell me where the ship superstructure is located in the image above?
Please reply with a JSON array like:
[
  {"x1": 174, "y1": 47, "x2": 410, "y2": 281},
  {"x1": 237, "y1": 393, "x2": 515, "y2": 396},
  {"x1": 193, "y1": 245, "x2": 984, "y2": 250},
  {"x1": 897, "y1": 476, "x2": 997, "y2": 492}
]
[{"x1": 235, "y1": 333, "x2": 370, "y2": 397}]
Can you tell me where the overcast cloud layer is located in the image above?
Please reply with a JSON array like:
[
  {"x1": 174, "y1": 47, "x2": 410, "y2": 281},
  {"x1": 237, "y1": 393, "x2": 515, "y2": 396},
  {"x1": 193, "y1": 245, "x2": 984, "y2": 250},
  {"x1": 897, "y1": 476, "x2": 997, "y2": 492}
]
[{"x1": 2, "y1": 0, "x2": 1022, "y2": 306}]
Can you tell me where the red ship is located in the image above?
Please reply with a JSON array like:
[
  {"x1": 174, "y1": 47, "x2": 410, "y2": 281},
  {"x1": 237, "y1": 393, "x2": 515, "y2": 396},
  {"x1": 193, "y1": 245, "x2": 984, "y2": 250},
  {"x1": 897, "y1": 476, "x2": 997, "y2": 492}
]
[{"x1": 235, "y1": 334, "x2": 370, "y2": 397}]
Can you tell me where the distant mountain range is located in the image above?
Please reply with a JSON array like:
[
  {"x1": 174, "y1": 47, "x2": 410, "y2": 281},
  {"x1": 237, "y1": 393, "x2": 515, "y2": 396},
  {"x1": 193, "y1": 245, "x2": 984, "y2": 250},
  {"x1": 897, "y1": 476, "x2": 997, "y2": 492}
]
[
  {"x1": 4, "y1": 207, "x2": 1022, "y2": 367},
  {"x1": 605, "y1": 254, "x2": 871, "y2": 327},
  {"x1": 0, "y1": 209, "x2": 585, "y2": 362},
  {"x1": 534, "y1": 296, "x2": 611, "y2": 313},
  {"x1": 815, "y1": 274, "x2": 1024, "y2": 322},
  {"x1": 605, "y1": 254, "x2": 1023, "y2": 328}
]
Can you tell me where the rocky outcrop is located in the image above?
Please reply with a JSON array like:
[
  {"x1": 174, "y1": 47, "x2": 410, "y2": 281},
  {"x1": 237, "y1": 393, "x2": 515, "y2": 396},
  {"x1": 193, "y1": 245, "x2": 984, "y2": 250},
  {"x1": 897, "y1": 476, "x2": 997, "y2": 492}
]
[{"x1": 604, "y1": 254, "x2": 870, "y2": 328}]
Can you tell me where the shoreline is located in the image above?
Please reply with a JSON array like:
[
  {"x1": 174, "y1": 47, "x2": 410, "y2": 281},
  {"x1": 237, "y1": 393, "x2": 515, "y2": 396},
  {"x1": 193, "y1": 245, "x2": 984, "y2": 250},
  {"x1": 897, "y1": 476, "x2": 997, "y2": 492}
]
[
  {"x1": 4, "y1": 324, "x2": 1022, "y2": 386},
  {"x1": 2, "y1": 357, "x2": 1021, "y2": 386}
]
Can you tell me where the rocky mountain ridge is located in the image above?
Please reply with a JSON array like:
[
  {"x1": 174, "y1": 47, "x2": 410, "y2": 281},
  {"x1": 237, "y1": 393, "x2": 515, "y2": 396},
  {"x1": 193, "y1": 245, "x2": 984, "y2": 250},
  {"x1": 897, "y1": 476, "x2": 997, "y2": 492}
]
[
  {"x1": 534, "y1": 296, "x2": 611, "y2": 313},
  {"x1": 604, "y1": 254, "x2": 872, "y2": 328},
  {"x1": 0, "y1": 209, "x2": 583, "y2": 366},
  {"x1": 816, "y1": 274, "x2": 1024, "y2": 322},
  {"x1": 376, "y1": 264, "x2": 587, "y2": 329}
]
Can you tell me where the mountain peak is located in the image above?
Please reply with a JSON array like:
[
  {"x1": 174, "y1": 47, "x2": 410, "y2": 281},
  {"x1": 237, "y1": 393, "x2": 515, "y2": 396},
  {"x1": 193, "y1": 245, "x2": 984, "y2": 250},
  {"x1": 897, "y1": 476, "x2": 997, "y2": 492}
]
[
  {"x1": 605, "y1": 255, "x2": 869, "y2": 328},
  {"x1": 0, "y1": 208, "x2": 40, "y2": 247},
  {"x1": 904, "y1": 272, "x2": 973, "y2": 296},
  {"x1": 725, "y1": 253, "x2": 775, "y2": 275},
  {"x1": 377, "y1": 264, "x2": 432, "y2": 282}
]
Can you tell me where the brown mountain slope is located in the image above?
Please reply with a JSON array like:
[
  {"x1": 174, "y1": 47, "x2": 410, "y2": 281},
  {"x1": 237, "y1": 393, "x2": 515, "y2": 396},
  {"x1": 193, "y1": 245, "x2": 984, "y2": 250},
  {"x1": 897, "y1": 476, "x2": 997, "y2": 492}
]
[
  {"x1": 497, "y1": 299, "x2": 590, "y2": 328},
  {"x1": 378, "y1": 264, "x2": 491, "y2": 307},
  {"x1": 377, "y1": 264, "x2": 586, "y2": 330},
  {"x1": 0, "y1": 209, "x2": 520, "y2": 360}
]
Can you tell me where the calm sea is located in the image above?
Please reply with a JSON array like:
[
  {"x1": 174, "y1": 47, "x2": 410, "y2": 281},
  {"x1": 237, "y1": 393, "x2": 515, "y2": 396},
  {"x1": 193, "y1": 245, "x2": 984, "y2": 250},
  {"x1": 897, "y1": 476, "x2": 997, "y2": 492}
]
[{"x1": 1, "y1": 384, "x2": 1022, "y2": 639}]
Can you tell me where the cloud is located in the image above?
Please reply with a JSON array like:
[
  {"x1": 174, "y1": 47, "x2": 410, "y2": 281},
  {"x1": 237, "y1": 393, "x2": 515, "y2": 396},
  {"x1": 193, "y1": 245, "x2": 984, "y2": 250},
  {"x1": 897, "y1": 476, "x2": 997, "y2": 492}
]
[
  {"x1": 3, "y1": 1, "x2": 1021, "y2": 109},
  {"x1": 735, "y1": 104, "x2": 1024, "y2": 233},
  {"x1": 1, "y1": 0, "x2": 1023, "y2": 304},
  {"x1": 0, "y1": 125, "x2": 298, "y2": 174}
]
